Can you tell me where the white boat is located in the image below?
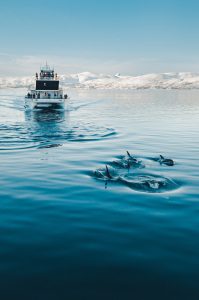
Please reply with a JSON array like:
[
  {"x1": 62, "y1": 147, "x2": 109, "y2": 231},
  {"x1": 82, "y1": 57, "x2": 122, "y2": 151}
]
[{"x1": 25, "y1": 64, "x2": 68, "y2": 110}]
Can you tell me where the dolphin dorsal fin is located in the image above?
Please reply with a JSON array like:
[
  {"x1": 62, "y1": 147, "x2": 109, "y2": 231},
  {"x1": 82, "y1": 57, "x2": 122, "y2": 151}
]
[
  {"x1": 160, "y1": 155, "x2": 164, "y2": 160},
  {"x1": 127, "y1": 151, "x2": 131, "y2": 158},
  {"x1": 105, "y1": 165, "x2": 112, "y2": 179}
]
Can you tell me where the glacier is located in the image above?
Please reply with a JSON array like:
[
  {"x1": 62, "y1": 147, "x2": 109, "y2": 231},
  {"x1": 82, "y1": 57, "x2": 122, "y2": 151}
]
[{"x1": 1, "y1": 72, "x2": 199, "y2": 89}]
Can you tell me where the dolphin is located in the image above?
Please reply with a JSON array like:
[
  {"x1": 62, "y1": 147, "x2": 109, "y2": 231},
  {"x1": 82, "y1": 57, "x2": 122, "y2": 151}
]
[
  {"x1": 126, "y1": 151, "x2": 145, "y2": 168},
  {"x1": 159, "y1": 155, "x2": 174, "y2": 166},
  {"x1": 126, "y1": 151, "x2": 137, "y2": 162}
]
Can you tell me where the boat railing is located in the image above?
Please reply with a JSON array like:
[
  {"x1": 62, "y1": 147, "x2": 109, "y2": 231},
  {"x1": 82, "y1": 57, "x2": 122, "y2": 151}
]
[{"x1": 26, "y1": 93, "x2": 63, "y2": 99}]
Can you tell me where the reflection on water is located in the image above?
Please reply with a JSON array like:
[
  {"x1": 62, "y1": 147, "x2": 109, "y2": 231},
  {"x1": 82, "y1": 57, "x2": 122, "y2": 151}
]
[
  {"x1": 25, "y1": 109, "x2": 67, "y2": 149},
  {"x1": 25, "y1": 108, "x2": 66, "y2": 123},
  {"x1": 25, "y1": 109, "x2": 116, "y2": 146},
  {"x1": 0, "y1": 104, "x2": 116, "y2": 151}
]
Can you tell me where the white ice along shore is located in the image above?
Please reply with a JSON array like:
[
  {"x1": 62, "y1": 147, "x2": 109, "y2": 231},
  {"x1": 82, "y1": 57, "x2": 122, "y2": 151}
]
[{"x1": 1, "y1": 72, "x2": 199, "y2": 89}]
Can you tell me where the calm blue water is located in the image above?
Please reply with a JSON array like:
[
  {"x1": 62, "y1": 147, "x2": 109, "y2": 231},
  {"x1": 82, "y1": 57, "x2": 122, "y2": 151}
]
[{"x1": 0, "y1": 88, "x2": 199, "y2": 300}]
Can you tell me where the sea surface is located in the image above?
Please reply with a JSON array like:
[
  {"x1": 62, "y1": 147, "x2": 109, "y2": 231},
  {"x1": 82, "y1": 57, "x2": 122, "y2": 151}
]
[{"x1": 0, "y1": 88, "x2": 199, "y2": 300}]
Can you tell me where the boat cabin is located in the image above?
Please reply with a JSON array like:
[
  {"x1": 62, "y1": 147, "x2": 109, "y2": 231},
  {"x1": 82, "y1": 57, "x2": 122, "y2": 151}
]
[{"x1": 25, "y1": 64, "x2": 68, "y2": 101}]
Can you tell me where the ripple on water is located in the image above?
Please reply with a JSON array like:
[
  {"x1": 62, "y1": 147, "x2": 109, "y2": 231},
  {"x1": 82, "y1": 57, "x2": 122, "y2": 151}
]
[
  {"x1": 93, "y1": 167, "x2": 179, "y2": 193},
  {"x1": 92, "y1": 153, "x2": 180, "y2": 194},
  {"x1": 110, "y1": 153, "x2": 145, "y2": 169},
  {"x1": 0, "y1": 124, "x2": 39, "y2": 150},
  {"x1": 120, "y1": 173, "x2": 178, "y2": 193},
  {"x1": 0, "y1": 111, "x2": 116, "y2": 151}
]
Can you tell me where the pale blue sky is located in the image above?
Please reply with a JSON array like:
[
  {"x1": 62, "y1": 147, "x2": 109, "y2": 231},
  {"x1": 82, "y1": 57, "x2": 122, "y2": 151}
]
[{"x1": 0, "y1": 0, "x2": 199, "y2": 75}]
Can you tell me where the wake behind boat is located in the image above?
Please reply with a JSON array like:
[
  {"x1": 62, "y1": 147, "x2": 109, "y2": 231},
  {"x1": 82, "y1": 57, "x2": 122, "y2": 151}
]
[{"x1": 25, "y1": 63, "x2": 68, "y2": 110}]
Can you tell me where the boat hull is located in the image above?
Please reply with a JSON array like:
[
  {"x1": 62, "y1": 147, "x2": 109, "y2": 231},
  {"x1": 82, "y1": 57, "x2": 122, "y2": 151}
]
[{"x1": 25, "y1": 98, "x2": 66, "y2": 110}]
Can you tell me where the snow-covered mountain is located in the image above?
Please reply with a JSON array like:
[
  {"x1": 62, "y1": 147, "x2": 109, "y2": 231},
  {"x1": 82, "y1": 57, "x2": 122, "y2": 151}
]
[{"x1": 1, "y1": 72, "x2": 199, "y2": 89}]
